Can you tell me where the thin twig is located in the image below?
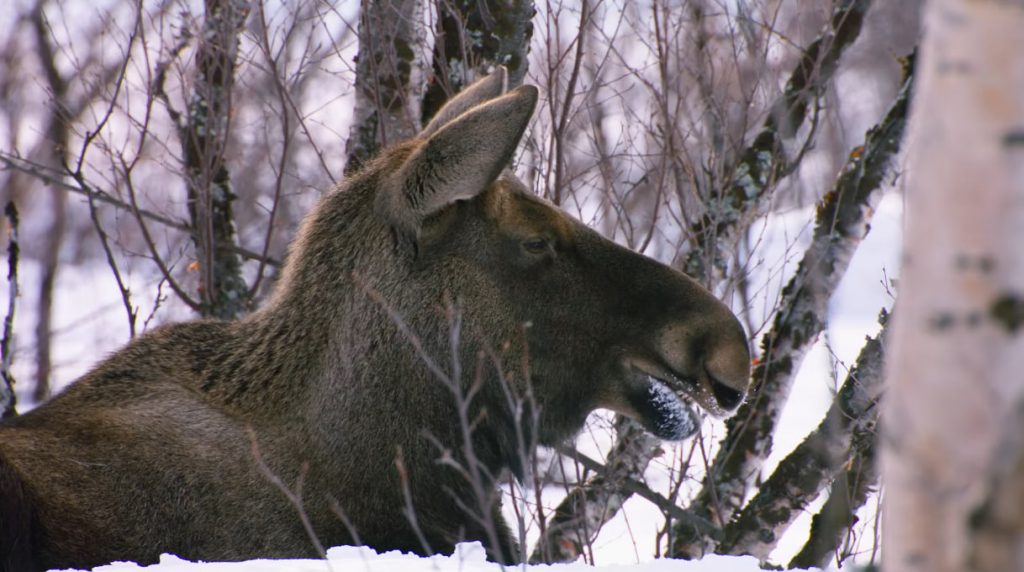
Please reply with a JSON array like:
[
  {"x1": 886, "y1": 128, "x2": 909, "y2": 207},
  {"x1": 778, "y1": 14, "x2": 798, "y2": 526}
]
[
  {"x1": 394, "y1": 446, "x2": 435, "y2": 557},
  {"x1": 248, "y1": 2, "x2": 293, "y2": 298},
  {"x1": 551, "y1": 0, "x2": 588, "y2": 206},
  {"x1": 64, "y1": 4, "x2": 143, "y2": 338},
  {"x1": 247, "y1": 427, "x2": 330, "y2": 563},
  {"x1": 0, "y1": 153, "x2": 281, "y2": 266},
  {"x1": 122, "y1": 157, "x2": 202, "y2": 312}
]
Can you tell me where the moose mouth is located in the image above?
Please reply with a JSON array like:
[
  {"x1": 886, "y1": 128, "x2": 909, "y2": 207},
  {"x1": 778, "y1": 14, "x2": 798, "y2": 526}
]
[
  {"x1": 621, "y1": 358, "x2": 745, "y2": 441},
  {"x1": 620, "y1": 362, "x2": 706, "y2": 441},
  {"x1": 640, "y1": 374, "x2": 700, "y2": 441}
]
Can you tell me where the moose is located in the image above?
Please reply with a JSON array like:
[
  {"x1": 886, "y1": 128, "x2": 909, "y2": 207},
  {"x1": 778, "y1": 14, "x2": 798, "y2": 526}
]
[{"x1": 0, "y1": 69, "x2": 750, "y2": 571}]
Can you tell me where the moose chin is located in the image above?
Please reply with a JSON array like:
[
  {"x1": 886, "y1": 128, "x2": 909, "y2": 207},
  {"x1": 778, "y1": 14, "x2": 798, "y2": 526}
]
[{"x1": 0, "y1": 67, "x2": 750, "y2": 571}]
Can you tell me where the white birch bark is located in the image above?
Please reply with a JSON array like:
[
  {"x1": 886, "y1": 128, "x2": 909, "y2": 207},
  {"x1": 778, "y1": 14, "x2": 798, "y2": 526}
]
[{"x1": 882, "y1": 2, "x2": 1024, "y2": 571}]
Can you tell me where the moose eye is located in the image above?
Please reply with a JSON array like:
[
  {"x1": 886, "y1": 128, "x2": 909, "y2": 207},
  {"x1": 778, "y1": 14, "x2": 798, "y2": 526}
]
[{"x1": 522, "y1": 237, "x2": 549, "y2": 255}]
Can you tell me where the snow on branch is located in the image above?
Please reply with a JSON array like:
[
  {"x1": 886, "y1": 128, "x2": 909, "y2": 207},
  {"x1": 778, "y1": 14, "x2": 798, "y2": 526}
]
[
  {"x1": 671, "y1": 61, "x2": 912, "y2": 560},
  {"x1": 719, "y1": 311, "x2": 888, "y2": 561}
]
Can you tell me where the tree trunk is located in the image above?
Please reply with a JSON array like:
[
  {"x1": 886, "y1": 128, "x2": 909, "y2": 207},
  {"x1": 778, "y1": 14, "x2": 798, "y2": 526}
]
[
  {"x1": 1, "y1": 202, "x2": 19, "y2": 419},
  {"x1": 345, "y1": 0, "x2": 430, "y2": 174},
  {"x1": 421, "y1": 0, "x2": 535, "y2": 124},
  {"x1": 183, "y1": 0, "x2": 250, "y2": 320},
  {"x1": 881, "y1": 2, "x2": 1024, "y2": 571},
  {"x1": 29, "y1": 0, "x2": 70, "y2": 402}
]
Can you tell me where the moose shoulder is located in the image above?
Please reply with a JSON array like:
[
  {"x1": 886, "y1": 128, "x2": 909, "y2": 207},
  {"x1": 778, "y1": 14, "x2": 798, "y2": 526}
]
[{"x1": 0, "y1": 69, "x2": 750, "y2": 571}]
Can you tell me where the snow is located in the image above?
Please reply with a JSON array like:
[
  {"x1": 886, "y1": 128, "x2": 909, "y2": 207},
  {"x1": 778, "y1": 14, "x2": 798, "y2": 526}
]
[{"x1": 59, "y1": 543, "x2": 773, "y2": 572}]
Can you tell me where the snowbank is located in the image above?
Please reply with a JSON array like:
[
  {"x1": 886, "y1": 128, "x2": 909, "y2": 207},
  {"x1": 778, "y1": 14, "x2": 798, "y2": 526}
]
[{"x1": 61, "y1": 543, "x2": 771, "y2": 572}]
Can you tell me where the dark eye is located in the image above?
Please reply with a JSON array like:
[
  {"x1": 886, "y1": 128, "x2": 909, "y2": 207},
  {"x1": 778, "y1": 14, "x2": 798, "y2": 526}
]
[{"x1": 522, "y1": 237, "x2": 549, "y2": 255}]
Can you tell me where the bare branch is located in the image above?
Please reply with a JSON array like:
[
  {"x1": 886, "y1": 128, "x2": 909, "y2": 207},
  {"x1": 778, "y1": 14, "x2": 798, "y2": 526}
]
[
  {"x1": 549, "y1": 0, "x2": 587, "y2": 207},
  {"x1": 0, "y1": 154, "x2": 280, "y2": 267},
  {"x1": 29, "y1": 0, "x2": 72, "y2": 403},
  {"x1": 394, "y1": 446, "x2": 436, "y2": 557},
  {"x1": 248, "y1": 428, "x2": 329, "y2": 562},
  {"x1": 78, "y1": 165, "x2": 140, "y2": 337},
  {"x1": 64, "y1": 6, "x2": 145, "y2": 339},
  {"x1": 247, "y1": 2, "x2": 295, "y2": 298},
  {"x1": 122, "y1": 157, "x2": 203, "y2": 313}
]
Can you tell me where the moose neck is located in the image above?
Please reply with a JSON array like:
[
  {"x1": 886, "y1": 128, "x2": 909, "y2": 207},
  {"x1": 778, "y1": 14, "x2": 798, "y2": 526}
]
[
  {"x1": 196, "y1": 185, "x2": 377, "y2": 418},
  {"x1": 213, "y1": 173, "x2": 532, "y2": 479}
]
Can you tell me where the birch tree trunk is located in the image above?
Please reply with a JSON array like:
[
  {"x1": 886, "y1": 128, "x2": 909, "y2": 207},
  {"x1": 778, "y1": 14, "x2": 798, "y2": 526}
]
[
  {"x1": 345, "y1": 0, "x2": 430, "y2": 173},
  {"x1": 1, "y1": 202, "x2": 19, "y2": 419},
  {"x1": 882, "y1": 2, "x2": 1024, "y2": 571}
]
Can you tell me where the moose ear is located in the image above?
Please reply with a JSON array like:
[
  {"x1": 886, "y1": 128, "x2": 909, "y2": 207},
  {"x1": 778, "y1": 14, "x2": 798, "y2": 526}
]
[
  {"x1": 421, "y1": 67, "x2": 508, "y2": 137},
  {"x1": 377, "y1": 84, "x2": 538, "y2": 249}
]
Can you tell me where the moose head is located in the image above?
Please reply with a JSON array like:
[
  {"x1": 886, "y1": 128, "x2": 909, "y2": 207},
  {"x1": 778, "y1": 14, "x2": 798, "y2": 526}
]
[
  {"x1": 0, "y1": 68, "x2": 750, "y2": 571},
  {"x1": 362, "y1": 69, "x2": 750, "y2": 443}
]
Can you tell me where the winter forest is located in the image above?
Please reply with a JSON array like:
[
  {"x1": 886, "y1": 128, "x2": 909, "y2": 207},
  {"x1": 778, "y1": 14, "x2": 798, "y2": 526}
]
[{"x1": 1, "y1": 0, "x2": 1022, "y2": 571}]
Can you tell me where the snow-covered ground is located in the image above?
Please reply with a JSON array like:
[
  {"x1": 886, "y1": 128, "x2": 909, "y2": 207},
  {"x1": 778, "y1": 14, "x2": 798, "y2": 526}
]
[{"x1": 57, "y1": 542, "x2": 771, "y2": 572}]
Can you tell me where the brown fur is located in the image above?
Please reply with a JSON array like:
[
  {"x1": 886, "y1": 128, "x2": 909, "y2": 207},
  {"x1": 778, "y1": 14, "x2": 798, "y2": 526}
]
[{"x1": 0, "y1": 72, "x2": 749, "y2": 570}]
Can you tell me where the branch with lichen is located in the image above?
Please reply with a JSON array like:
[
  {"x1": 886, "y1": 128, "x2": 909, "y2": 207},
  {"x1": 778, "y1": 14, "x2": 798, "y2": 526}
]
[
  {"x1": 531, "y1": 3, "x2": 883, "y2": 562},
  {"x1": 719, "y1": 311, "x2": 888, "y2": 561},
  {"x1": 179, "y1": 0, "x2": 250, "y2": 319},
  {"x1": 684, "y1": 0, "x2": 875, "y2": 286},
  {"x1": 345, "y1": 0, "x2": 431, "y2": 173},
  {"x1": 787, "y1": 410, "x2": 881, "y2": 569},
  {"x1": 422, "y1": 0, "x2": 536, "y2": 123},
  {"x1": 529, "y1": 417, "x2": 662, "y2": 563},
  {"x1": 670, "y1": 61, "x2": 912, "y2": 559}
]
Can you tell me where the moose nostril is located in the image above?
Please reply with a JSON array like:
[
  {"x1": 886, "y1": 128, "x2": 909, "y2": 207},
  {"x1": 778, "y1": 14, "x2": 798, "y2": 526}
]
[{"x1": 711, "y1": 381, "x2": 744, "y2": 411}]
